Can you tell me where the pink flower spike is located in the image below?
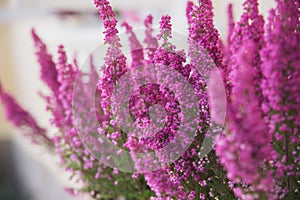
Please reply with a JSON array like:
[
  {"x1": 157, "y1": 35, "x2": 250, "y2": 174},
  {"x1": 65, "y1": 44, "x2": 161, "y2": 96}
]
[
  {"x1": 122, "y1": 21, "x2": 144, "y2": 68},
  {"x1": 31, "y1": 28, "x2": 60, "y2": 96},
  {"x1": 0, "y1": 82, "x2": 53, "y2": 147}
]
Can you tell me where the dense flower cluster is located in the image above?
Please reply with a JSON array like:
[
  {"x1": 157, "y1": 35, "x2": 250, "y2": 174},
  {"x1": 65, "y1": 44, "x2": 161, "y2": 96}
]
[
  {"x1": 216, "y1": 0, "x2": 278, "y2": 199},
  {"x1": 260, "y1": 0, "x2": 300, "y2": 198},
  {"x1": 0, "y1": 0, "x2": 299, "y2": 199}
]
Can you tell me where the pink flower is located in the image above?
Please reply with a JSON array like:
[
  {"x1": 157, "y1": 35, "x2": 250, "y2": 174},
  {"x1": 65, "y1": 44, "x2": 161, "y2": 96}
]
[
  {"x1": 121, "y1": 21, "x2": 144, "y2": 68},
  {"x1": 0, "y1": 83, "x2": 52, "y2": 146},
  {"x1": 32, "y1": 29, "x2": 60, "y2": 96},
  {"x1": 260, "y1": 0, "x2": 300, "y2": 195}
]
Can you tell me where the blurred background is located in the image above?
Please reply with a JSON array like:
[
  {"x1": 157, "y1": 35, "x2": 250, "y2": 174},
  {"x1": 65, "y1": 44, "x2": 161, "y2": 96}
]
[{"x1": 0, "y1": 0, "x2": 275, "y2": 200}]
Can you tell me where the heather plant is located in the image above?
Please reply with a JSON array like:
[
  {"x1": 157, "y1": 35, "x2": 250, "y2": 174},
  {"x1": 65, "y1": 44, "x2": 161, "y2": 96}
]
[{"x1": 0, "y1": 0, "x2": 299, "y2": 200}]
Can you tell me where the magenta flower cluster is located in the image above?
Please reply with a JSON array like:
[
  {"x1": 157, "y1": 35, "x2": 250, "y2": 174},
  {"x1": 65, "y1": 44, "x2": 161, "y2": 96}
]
[{"x1": 0, "y1": 0, "x2": 299, "y2": 199}]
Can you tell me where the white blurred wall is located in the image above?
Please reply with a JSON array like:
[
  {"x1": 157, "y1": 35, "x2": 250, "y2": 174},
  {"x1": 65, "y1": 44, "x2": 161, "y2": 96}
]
[{"x1": 0, "y1": 0, "x2": 15, "y2": 139}]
